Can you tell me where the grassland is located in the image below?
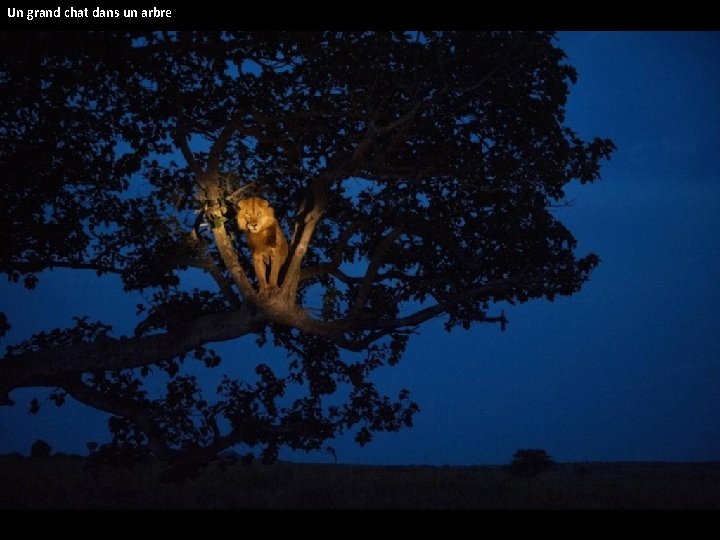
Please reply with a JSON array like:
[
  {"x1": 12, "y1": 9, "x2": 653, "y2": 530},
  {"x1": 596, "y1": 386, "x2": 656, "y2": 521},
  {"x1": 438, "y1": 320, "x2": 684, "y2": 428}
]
[{"x1": 1, "y1": 455, "x2": 718, "y2": 509}]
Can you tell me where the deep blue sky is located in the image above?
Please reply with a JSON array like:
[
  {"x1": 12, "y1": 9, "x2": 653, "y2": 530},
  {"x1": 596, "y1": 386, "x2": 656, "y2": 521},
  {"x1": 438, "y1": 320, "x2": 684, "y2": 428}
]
[{"x1": 2, "y1": 32, "x2": 719, "y2": 464}]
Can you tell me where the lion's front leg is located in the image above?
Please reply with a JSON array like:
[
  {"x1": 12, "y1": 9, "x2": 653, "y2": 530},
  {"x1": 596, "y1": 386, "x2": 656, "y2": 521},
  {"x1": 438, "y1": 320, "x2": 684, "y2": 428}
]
[
  {"x1": 268, "y1": 250, "x2": 281, "y2": 289},
  {"x1": 252, "y1": 252, "x2": 269, "y2": 291}
]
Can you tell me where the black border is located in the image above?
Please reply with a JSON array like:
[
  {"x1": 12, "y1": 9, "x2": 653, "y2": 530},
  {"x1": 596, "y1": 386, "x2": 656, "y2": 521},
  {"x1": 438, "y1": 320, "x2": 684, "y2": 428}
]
[{"x1": 2, "y1": 3, "x2": 719, "y2": 31}]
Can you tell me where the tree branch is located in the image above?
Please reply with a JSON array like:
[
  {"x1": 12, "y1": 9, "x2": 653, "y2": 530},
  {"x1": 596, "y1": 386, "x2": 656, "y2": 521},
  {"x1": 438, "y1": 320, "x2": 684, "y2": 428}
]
[
  {"x1": 173, "y1": 115, "x2": 204, "y2": 178},
  {"x1": 299, "y1": 219, "x2": 364, "y2": 282},
  {"x1": 361, "y1": 282, "x2": 513, "y2": 332},
  {"x1": 191, "y1": 256, "x2": 242, "y2": 308},
  {"x1": 60, "y1": 373, "x2": 297, "y2": 463},
  {"x1": 182, "y1": 109, "x2": 260, "y2": 300},
  {"x1": 209, "y1": 223, "x2": 257, "y2": 300},
  {"x1": 301, "y1": 266, "x2": 362, "y2": 286},
  {"x1": 261, "y1": 276, "x2": 516, "y2": 352},
  {"x1": 0, "y1": 269, "x2": 535, "y2": 407},
  {"x1": 0, "y1": 306, "x2": 263, "y2": 405},
  {"x1": 280, "y1": 177, "x2": 329, "y2": 301},
  {"x1": 206, "y1": 109, "x2": 245, "y2": 176},
  {"x1": 350, "y1": 227, "x2": 402, "y2": 318},
  {"x1": 376, "y1": 101, "x2": 422, "y2": 136},
  {"x1": 350, "y1": 101, "x2": 422, "y2": 171},
  {"x1": 59, "y1": 374, "x2": 173, "y2": 459}
]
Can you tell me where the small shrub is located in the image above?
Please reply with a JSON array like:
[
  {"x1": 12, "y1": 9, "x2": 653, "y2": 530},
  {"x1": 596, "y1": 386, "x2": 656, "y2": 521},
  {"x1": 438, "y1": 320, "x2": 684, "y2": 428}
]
[
  {"x1": 30, "y1": 439, "x2": 52, "y2": 458},
  {"x1": 507, "y1": 448, "x2": 555, "y2": 478}
]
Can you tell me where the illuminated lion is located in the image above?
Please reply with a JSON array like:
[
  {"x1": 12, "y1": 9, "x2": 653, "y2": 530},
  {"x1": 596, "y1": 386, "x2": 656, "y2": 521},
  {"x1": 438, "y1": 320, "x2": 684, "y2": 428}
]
[{"x1": 236, "y1": 197, "x2": 289, "y2": 291}]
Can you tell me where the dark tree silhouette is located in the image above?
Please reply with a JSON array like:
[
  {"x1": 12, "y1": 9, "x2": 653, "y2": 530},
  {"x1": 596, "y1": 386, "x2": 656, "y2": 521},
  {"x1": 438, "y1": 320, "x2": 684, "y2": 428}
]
[
  {"x1": 30, "y1": 439, "x2": 52, "y2": 458},
  {"x1": 0, "y1": 32, "x2": 614, "y2": 467},
  {"x1": 507, "y1": 448, "x2": 556, "y2": 477}
]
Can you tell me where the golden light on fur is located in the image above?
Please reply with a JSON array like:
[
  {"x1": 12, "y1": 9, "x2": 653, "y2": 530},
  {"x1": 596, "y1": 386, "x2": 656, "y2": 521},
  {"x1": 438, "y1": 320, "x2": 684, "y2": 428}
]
[{"x1": 236, "y1": 197, "x2": 289, "y2": 291}]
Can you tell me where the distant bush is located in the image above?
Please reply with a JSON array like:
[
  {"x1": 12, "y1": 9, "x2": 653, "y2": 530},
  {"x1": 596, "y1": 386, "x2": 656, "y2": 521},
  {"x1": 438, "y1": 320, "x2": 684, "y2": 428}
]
[
  {"x1": 30, "y1": 439, "x2": 52, "y2": 458},
  {"x1": 507, "y1": 448, "x2": 555, "y2": 478}
]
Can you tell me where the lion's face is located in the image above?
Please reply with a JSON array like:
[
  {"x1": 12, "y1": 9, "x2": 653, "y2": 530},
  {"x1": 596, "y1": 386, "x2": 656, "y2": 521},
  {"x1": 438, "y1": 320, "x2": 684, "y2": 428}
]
[{"x1": 237, "y1": 197, "x2": 276, "y2": 233}]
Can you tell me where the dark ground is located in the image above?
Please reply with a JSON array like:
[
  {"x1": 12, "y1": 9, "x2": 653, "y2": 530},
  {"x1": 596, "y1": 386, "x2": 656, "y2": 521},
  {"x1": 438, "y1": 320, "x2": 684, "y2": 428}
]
[{"x1": 1, "y1": 455, "x2": 718, "y2": 509}]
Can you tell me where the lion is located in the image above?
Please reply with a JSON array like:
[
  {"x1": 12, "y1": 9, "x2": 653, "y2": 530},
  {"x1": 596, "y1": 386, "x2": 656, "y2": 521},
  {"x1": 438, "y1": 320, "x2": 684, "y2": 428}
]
[{"x1": 236, "y1": 197, "x2": 289, "y2": 292}]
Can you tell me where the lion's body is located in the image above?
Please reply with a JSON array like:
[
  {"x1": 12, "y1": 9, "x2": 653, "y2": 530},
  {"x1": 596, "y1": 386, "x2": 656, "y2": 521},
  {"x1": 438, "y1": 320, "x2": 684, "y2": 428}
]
[{"x1": 236, "y1": 197, "x2": 289, "y2": 291}]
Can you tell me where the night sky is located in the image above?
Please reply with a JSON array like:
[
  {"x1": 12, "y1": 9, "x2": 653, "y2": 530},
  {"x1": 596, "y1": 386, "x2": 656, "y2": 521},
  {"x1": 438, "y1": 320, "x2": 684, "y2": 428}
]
[{"x1": 1, "y1": 31, "x2": 719, "y2": 465}]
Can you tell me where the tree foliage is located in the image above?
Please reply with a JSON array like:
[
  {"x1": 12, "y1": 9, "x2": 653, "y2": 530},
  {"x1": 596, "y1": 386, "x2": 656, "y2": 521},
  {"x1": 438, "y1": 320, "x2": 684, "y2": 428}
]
[
  {"x1": 507, "y1": 448, "x2": 556, "y2": 477},
  {"x1": 30, "y1": 439, "x2": 52, "y2": 458},
  {"x1": 0, "y1": 31, "x2": 614, "y2": 468}
]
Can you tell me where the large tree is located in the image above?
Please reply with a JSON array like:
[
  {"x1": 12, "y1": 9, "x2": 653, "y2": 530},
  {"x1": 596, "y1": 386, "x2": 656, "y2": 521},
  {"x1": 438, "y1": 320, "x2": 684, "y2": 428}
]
[{"x1": 0, "y1": 31, "x2": 613, "y2": 467}]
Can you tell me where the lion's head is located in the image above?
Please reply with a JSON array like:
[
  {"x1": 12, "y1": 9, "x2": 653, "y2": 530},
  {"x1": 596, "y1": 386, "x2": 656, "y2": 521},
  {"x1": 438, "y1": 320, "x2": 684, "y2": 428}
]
[{"x1": 237, "y1": 197, "x2": 276, "y2": 234}]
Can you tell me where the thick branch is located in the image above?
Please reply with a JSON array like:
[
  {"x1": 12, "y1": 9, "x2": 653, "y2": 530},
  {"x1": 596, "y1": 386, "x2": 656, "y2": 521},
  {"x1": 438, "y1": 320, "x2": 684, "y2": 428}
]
[
  {"x1": 0, "y1": 272, "x2": 525, "y2": 407},
  {"x1": 186, "y1": 110, "x2": 261, "y2": 300},
  {"x1": 0, "y1": 306, "x2": 263, "y2": 405},
  {"x1": 262, "y1": 277, "x2": 516, "y2": 352},
  {"x1": 209, "y1": 224, "x2": 256, "y2": 300},
  {"x1": 171, "y1": 107, "x2": 256, "y2": 300},
  {"x1": 193, "y1": 170, "x2": 256, "y2": 300},
  {"x1": 280, "y1": 178, "x2": 328, "y2": 301}
]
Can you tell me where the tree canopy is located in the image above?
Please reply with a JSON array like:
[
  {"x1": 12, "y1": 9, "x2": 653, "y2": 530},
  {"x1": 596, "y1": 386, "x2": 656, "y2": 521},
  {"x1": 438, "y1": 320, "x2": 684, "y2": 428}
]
[{"x1": 0, "y1": 31, "x2": 614, "y2": 468}]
